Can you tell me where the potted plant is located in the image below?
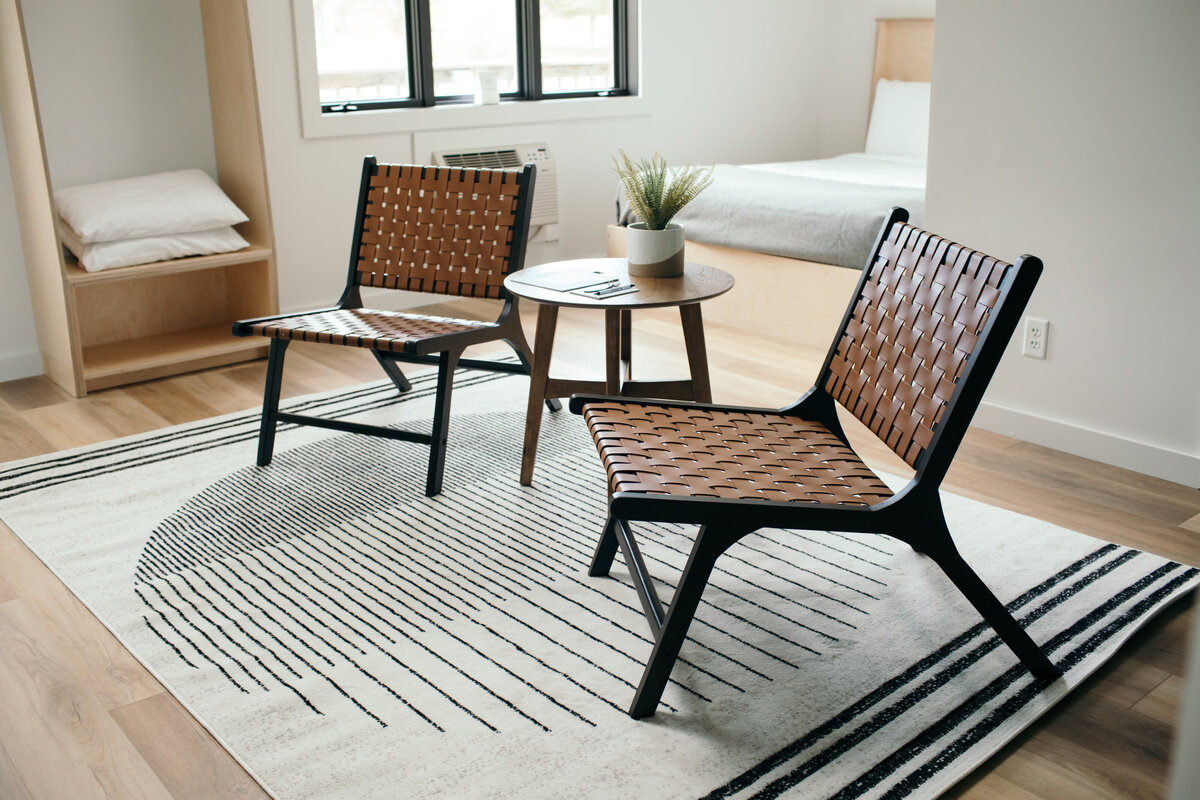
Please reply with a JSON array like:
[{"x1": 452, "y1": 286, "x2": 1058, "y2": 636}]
[{"x1": 614, "y1": 150, "x2": 713, "y2": 277}]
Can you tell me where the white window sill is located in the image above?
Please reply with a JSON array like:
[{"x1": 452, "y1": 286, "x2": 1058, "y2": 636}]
[{"x1": 300, "y1": 94, "x2": 646, "y2": 139}]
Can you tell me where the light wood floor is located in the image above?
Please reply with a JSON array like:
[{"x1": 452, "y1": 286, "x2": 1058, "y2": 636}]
[{"x1": 0, "y1": 299, "x2": 1196, "y2": 799}]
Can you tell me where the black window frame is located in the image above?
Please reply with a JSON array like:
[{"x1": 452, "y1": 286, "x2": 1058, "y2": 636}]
[{"x1": 321, "y1": 0, "x2": 631, "y2": 114}]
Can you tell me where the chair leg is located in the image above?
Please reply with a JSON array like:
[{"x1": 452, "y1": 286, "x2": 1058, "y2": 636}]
[
  {"x1": 917, "y1": 509, "x2": 1061, "y2": 680},
  {"x1": 589, "y1": 516, "x2": 620, "y2": 577},
  {"x1": 424, "y1": 349, "x2": 461, "y2": 497},
  {"x1": 256, "y1": 339, "x2": 289, "y2": 467},
  {"x1": 373, "y1": 351, "x2": 412, "y2": 393},
  {"x1": 629, "y1": 524, "x2": 738, "y2": 718}
]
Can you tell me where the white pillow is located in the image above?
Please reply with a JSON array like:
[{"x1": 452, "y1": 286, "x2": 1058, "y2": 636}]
[
  {"x1": 58, "y1": 219, "x2": 249, "y2": 272},
  {"x1": 864, "y1": 79, "x2": 931, "y2": 161},
  {"x1": 54, "y1": 169, "x2": 249, "y2": 244}
]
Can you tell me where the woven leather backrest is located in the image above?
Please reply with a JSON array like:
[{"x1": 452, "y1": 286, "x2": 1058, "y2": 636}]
[
  {"x1": 823, "y1": 222, "x2": 1013, "y2": 468},
  {"x1": 355, "y1": 163, "x2": 528, "y2": 299}
]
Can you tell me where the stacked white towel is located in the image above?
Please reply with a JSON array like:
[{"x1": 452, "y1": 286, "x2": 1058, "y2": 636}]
[{"x1": 54, "y1": 169, "x2": 250, "y2": 272}]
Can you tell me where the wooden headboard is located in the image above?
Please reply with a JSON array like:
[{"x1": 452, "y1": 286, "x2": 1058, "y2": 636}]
[{"x1": 869, "y1": 17, "x2": 934, "y2": 109}]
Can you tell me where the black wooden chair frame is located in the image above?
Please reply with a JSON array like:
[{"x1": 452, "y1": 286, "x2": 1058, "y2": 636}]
[
  {"x1": 569, "y1": 207, "x2": 1061, "y2": 718},
  {"x1": 235, "y1": 156, "x2": 558, "y2": 497}
]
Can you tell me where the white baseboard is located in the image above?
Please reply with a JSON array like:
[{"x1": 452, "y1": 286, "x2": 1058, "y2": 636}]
[
  {"x1": 974, "y1": 401, "x2": 1199, "y2": 488},
  {"x1": 0, "y1": 349, "x2": 43, "y2": 383}
]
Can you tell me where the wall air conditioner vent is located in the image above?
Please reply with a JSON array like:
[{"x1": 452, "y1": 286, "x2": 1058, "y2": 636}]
[{"x1": 432, "y1": 143, "x2": 558, "y2": 227}]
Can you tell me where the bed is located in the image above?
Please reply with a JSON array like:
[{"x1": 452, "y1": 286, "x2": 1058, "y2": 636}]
[
  {"x1": 616, "y1": 151, "x2": 927, "y2": 270},
  {"x1": 607, "y1": 18, "x2": 935, "y2": 345}
]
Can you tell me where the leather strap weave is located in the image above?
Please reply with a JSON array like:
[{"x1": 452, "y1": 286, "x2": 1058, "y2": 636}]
[
  {"x1": 825, "y1": 223, "x2": 1012, "y2": 467},
  {"x1": 582, "y1": 402, "x2": 893, "y2": 505},
  {"x1": 356, "y1": 164, "x2": 522, "y2": 299},
  {"x1": 248, "y1": 308, "x2": 492, "y2": 352}
]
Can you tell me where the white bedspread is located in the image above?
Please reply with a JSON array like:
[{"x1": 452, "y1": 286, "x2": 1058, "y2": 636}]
[
  {"x1": 616, "y1": 153, "x2": 925, "y2": 269},
  {"x1": 744, "y1": 153, "x2": 926, "y2": 189}
]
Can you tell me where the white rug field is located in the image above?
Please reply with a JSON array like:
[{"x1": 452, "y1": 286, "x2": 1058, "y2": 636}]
[{"x1": 0, "y1": 370, "x2": 1194, "y2": 800}]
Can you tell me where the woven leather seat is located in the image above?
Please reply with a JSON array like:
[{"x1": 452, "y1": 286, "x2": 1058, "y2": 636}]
[
  {"x1": 235, "y1": 156, "x2": 556, "y2": 497},
  {"x1": 569, "y1": 207, "x2": 1062, "y2": 718},
  {"x1": 246, "y1": 308, "x2": 491, "y2": 352},
  {"x1": 583, "y1": 402, "x2": 894, "y2": 504}
]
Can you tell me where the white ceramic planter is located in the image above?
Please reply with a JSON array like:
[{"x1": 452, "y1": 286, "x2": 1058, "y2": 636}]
[{"x1": 626, "y1": 222, "x2": 685, "y2": 277}]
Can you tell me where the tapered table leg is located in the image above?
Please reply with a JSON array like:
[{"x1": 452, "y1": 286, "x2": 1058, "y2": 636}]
[
  {"x1": 620, "y1": 308, "x2": 632, "y2": 381},
  {"x1": 520, "y1": 303, "x2": 559, "y2": 485},
  {"x1": 679, "y1": 303, "x2": 712, "y2": 403},
  {"x1": 505, "y1": 260, "x2": 734, "y2": 484},
  {"x1": 605, "y1": 308, "x2": 621, "y2": 394}
]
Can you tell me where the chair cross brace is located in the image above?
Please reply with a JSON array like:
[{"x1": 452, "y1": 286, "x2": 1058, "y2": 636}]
[
  {"x1": 604, "y1": 517, "x2": 665, "y2": 634},
  {"x1": 270, "y1": 411, "x2": 433, "y2": 445},
  {"x1": 388, "y1": 353, "x2": 534, "y2": 375}
]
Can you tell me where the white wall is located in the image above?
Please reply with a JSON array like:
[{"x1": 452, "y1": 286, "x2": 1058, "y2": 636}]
[
  {"x1": 926, "y1": 0, "x2": 1200, "y2": 485},
  {"x1": 23, "y1": 0, "x2": 217, "y2": 189}
]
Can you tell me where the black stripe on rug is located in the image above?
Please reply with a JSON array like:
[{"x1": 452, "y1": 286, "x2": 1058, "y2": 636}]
[
  {"x1": 702, "y1": 543, "x2": 1127, "y2": 798},
  {"x1": 0, "y1": 368, "x2": 512, "y2": 500},
  {"x1": 858, "y1": 566, "x2": 1198, "y2": 799}
]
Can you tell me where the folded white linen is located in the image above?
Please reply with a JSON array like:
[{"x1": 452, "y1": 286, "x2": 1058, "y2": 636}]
[
  {"x1": 54, "y1": 169, "x2": 248, "y2": 244},
  {"x1": 58, "y1": 217, "x2": 249, "y2": 272}
]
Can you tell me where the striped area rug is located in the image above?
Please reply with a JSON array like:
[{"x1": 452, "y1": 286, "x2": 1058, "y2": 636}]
[{"x1": 0, "y1": 370, "x2": 1194, "y2": 799}]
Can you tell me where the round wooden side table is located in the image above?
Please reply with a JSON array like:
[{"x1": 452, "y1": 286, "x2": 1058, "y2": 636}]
[{"x1": 504, "y1": 257, "x2": 735, "y2": 485}]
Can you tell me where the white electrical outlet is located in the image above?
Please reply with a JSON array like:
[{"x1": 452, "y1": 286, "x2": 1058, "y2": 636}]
[{"x1": 1023, "y1": 317, "x2": 1049, "y2": 359}]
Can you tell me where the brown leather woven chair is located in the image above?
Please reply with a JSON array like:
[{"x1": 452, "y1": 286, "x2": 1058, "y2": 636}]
[
  {"x1": 569, "y1": 207, "x2": 1061, "y2": 718},
  {"x1": 235, "y1": 156, "x2": 556, "y2": 497}
]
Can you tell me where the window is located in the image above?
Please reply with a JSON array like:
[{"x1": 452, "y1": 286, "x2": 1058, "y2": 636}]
[{"x1": 312, "y1": 0, "x2": 630, "y2": 112}]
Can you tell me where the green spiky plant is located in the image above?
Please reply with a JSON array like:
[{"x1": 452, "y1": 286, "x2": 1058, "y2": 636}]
[{"x1": 614, "y1": 150, "x2": 714, "y2": 230}]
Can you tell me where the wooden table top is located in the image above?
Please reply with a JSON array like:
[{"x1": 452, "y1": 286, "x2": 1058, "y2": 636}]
[{"x1": 504, "y1": 258, "x2": 735, "y2": 310}]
